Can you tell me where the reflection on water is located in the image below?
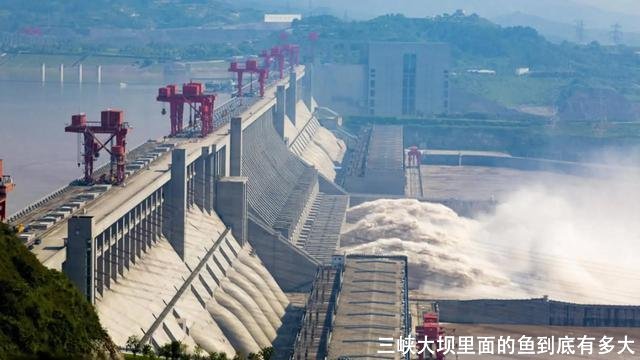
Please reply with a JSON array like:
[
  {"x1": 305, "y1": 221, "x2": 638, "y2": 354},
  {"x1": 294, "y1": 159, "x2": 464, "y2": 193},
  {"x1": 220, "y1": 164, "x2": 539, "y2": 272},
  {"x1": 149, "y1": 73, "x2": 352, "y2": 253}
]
[{"x1": 0, "y1": 81, "x2": 167, "y2": 213}]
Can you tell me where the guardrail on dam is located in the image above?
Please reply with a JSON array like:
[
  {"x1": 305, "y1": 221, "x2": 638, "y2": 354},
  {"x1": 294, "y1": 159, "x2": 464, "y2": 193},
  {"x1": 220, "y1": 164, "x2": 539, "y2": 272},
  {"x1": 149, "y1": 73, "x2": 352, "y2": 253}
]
[{"x1": 16, "y1": 65, "x2": 349, "y2": 354}]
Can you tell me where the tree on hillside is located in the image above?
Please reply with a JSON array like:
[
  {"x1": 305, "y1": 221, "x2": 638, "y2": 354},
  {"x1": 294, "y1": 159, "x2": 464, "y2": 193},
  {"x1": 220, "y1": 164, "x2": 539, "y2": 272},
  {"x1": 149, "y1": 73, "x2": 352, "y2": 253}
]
[
  {"x1": 209, "y1": 352, "x2": 229, "y2": 360},
  {"x1": 260, "y1": 347, "x2": 274, "y2": 360},
  {"x1": 142, "y1": 343, "x2": 155, "y2": 358},
  {"x1": 126, "y1": 335, "x2": 143, "y2": 357}
]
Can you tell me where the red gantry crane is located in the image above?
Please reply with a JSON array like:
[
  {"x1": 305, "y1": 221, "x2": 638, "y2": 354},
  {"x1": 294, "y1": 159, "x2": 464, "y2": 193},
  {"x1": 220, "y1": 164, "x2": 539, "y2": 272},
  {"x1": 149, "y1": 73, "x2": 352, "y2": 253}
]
[
  {"x1": 259, "y1": 49, "x2": 272, "y2": 80},
  {"x1": 269, "y1": 44, "x2": 300, "y2": 79},
  {"x1": 0, "y1": 159, "x2": 15, "y2": 222},
  {"x1": 157, "y1": 82, "x2": 216, "y2": 137},
  {"x1": 228, "y1": 57, "x2": 269, "y2": 99},
  {"x1": 281, "y1": 43, "x2": 300, "y2": 70},
  {"x1": 407, "y1": 146, "x2": 422, "y2": 167},
  {"x1": 65, "y1": 110, "x2": 131, "y2": 185},
  {"x1": 270, "y1": 46, "x2": 286, "y2": 79}
]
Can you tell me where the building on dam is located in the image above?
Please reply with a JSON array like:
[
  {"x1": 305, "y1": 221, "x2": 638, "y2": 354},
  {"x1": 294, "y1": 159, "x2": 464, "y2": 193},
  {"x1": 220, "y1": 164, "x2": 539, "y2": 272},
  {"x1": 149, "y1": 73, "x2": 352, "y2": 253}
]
[{"x1": 313, "y1": 41, "x2": 451, "y2": 117}]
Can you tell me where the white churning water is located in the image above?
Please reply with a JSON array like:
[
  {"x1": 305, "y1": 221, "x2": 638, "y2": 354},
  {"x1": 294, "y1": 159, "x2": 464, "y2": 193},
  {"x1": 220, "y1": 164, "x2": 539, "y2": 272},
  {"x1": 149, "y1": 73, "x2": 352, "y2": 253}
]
[{"x1": 341, "y1": 172, "x2": 640, "y2": 305}]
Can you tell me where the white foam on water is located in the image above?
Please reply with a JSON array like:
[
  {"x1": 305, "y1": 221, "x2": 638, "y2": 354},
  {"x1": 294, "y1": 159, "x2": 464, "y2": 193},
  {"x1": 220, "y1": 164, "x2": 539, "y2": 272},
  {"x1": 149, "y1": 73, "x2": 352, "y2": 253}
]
[{"x1": 341, "y1": 171, "x2": 640, "y2": 305}]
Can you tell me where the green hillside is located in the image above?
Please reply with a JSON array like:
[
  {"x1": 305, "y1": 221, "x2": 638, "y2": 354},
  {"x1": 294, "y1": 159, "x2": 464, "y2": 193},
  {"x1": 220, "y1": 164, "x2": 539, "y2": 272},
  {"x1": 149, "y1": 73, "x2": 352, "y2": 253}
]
[
  {"x1": 290, "y1": 13, "x2": 640, "y2": 113},
  {"x1": 0, "y1": 0, "x2": 262, "y2": 31},
  {"x1": 0, "y1": 224, "x2": 116, "y2": 359}
]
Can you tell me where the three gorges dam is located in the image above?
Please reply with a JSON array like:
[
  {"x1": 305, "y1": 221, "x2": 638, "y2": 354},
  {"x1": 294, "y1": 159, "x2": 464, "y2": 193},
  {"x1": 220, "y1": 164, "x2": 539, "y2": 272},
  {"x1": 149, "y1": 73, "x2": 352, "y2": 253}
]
[{"x1": 7, "y1": 57, "x2": 640, "y2": 358}]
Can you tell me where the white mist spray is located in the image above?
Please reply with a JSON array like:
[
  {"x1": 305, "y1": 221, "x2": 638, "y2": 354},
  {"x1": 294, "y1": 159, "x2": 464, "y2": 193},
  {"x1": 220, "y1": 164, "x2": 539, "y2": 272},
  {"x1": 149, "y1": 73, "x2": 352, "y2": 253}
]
[{"x1": 341, "y1": 167, "x2": 640, "y2": 304}]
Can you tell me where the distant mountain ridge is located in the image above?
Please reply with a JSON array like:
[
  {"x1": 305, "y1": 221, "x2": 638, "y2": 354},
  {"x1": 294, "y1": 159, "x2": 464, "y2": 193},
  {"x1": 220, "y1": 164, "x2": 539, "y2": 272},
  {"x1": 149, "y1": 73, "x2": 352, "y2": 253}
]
[{"x1": 493, "y1": 11, "x2": 640, "y2": 46}]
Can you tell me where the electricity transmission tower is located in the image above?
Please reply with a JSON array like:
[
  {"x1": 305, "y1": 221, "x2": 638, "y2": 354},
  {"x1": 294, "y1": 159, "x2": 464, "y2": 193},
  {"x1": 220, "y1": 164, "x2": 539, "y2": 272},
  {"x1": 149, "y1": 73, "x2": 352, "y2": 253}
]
[{"x1": 610, "y1": 23, "x2": 622, "y2": 45}]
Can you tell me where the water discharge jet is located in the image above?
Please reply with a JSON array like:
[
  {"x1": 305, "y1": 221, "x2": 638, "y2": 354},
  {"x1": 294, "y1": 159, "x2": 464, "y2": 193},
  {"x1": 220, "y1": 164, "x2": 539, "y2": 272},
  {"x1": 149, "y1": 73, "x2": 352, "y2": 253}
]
[{"x1": 342, "y1": 166, "x2": 640, "y2": 305}]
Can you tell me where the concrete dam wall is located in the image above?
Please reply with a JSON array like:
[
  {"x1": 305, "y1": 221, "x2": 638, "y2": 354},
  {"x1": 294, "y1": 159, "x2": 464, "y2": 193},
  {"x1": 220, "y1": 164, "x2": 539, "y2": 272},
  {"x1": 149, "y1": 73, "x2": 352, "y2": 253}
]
[
  {"x1": 97, "y1": 206, "x2": 288, "y2": 355},
  {"x1": 242, "y1": 99, "x2": 349, "y2": 290},
  {"x1": 51, "y1": 66, "x2": 351, "y2": 353},
  {"x1": 289, "y1": 101, "x2": 346, "y2": 181},
  {"x1": 343, "y1": 125, "x2": 405, "y2": 195},
  {"x1": 437, "y1": 298, "x2": 640, "y2": 327}
]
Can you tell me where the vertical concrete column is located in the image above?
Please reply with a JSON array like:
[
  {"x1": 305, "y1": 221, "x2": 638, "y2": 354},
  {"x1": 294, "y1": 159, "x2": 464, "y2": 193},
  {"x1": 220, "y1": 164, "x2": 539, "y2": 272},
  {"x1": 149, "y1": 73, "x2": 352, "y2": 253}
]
[
  {"x1": 218, "y1": 146, "x2": 227, "y2": 177},
  {"x1": 146, "y1": 198, "x2": 153, "y2": 247},
  {"x1": 97, "y1": 65, "x2": 102, "y2": 84},
  {"x1": 130, "y1": 208, "x2": 137, "y2": 265},
  {"x1": 124, "y1": 215, "x2": 130, "y2": 271},
  {"x1": 78, "y1": 63, "x2": 83, "y2": 84},
  {"x1": 103, "y1": 247, "x2": 111, "y2": 290},
  {"x1": 64, "y1": 216, "x2": 95, "y2": 304},
  {"x1": 166, "y1": 148, "x2": 187, "y2": 259},
  {"x1": 204, "y1": 145, "x2": 216, "y2": 213},
  {"x1": 216, "y1": 177, "x2": 248, "y2": 246},
  {"x1": 41, "y1": 63, "x2": 46, "y2": 83},
  {"x1": 59, "y1": 64, "x2": 64, "y2": 83},
  {"x1": 195, "y1": 148, "x2": 207, "y2": 210},
  {"x1": 135, "y1": 205, "x2": 143, "y2": 258},
  {"x1": 275, "y1": 85, "x2": 286, "y2": 140},
  {"x1": 111, "y1": 228, "x2": 118, "y2": 281},
  {"x1": 117, "y1": 236, "x2": 124, "y2": 276},
  {"x1": 96, "y1": 236, "x2": 104, "y2": 296},
  {"x1": 230, "y1": 116, "x2": 243, "y2": 177},
  {"x1": 286, "y1": 71, "x2": 297, "y2": 126},
  {"x1": 304, "y1": 64, "x2": 314, "y2": 112}
]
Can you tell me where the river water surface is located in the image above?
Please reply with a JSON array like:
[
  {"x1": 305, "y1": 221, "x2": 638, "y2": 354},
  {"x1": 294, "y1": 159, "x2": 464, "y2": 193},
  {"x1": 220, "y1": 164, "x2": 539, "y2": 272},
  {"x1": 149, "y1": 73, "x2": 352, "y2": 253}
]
[{"x1": 0, "y1": 81, "x2": 168, "y2": 214}]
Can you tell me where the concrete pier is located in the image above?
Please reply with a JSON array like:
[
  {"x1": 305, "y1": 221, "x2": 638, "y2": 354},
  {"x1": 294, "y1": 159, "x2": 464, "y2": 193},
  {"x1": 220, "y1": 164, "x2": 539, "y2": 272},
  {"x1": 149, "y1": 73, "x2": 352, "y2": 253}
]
[
  {"x1": 286, "y1": 71, "x2": 297, "y2": 126},
  {"x1": 230, "y1": 116, "x2": 243, "y2": 177},
  {"x1": 275, "y1": 85, "x2": 286, "y2": 141},
  {"x1": 167, "y1": 148, "x2": 187, "y2": 259},
  {"x1": 195, "y1": 146, "x2": 208, "y2": 210},
  {"x1": 216, "y1": 177, "x2": 248, "y2": 246},
  {"x1": 64, "y1": 216, "x2": 95, "y2": 303},
  {"x1": 304, "y1": 63, "x2": 314, "y2": 111}
]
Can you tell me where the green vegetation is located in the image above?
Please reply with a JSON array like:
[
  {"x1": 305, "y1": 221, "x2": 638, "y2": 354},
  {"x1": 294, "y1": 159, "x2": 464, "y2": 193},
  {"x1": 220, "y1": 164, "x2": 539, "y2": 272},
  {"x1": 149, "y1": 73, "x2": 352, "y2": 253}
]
[
  {"x1": 0, "y1": 223, "x2": 116, "y2": 359},
  {"x1": 289, "y1": 12, "x2": 640, "y2": 110},
  {"x1": 123, "y1": 338, "x2": 274, "y2": 360},
  {"x1": 452, "y1": 73, "x2": 569, "y2": 107},
  {"x1": 0, "y1": 0, "x2": 262, "y2": 32}
]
